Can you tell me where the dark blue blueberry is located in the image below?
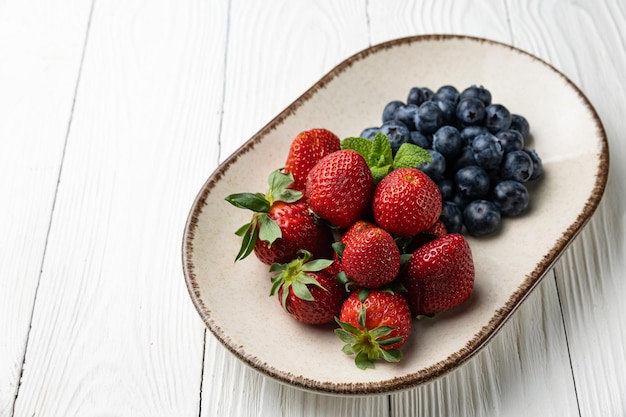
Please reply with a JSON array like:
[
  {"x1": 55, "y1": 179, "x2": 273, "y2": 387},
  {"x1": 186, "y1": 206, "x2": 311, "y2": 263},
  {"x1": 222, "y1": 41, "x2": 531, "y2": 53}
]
[
  {"x1": 455, "y1": 165, "x2": 491, "y2": 199},
  {"x1": 418, "y1": 149, "x2": 446, "y2": 181},
  {"x1": 510, "y1": 114, "x2": 530, "y2": 140},
  {"x1": 451, "y1": 192, "x2": 471, "y2": 211},
  {"x1": 471, "y1": 133, "x2": 504, "y2": 170},
  {"x1": 500, "y1": 150, "x2": 534, "y2": 182},
  {"x1": 380, "y1": 120, "x2": 410, "y2": 155},
  {"x1": 407, "y1": 87, "x2": 433, "y2": 106},
  {"x1": 436, "y1": 178, "x2": 455, "y2": 201},
  {"x1": 382, "y1": 100, "x2": 404, "y2": 123},
  {"x1": 360, "y1": 126, "x2": 380, "y2": 140},
  {"x1": 450, "y1": 145, "x2": 477, "y2": 172},
  {"x1": 492, "y1": 180, "x2": 529, "y2": 217},
  {"x1": 434, "y1": 85, "x2": 460, "y2": 104},
  {"x1": 414, "y1": 101, "x2": 444, "y2": 134},
  {"x1": 463, "y1": 200, "x2": 501, "y2": 236},
  {"x1": 456, "y1": 98, "x2": 485, "y2": 126},
  {"x1": 484, "y1": 103, "x2": 512, "y2": 133},
  {"x1": 495, "y1": 129, "x2": 524, "y2": 153},
  {"x1": 459, "y1": 85, "x2": 492, "y2": 105},
  {"x1": 392, "y1": 104, "x2": 419, "y2": 130},
  {"x1": 460, "y1": 125, "x2": 489, "y2": 146},
  {"x1": 408, "y1": 130, "x2": 432, "y2": 149},
  {"x1": 432, "y1": 125, "x2": 462, "y2": 159},
  {"x1": 440, "y1": 201, "x2": 463, "y2": 234},
  {"x1": 524, "y1": 149, "x2": 543, "y2": 180},
  {"x1": 434, "y1": 98, "x2": 457, "y2": 124}
]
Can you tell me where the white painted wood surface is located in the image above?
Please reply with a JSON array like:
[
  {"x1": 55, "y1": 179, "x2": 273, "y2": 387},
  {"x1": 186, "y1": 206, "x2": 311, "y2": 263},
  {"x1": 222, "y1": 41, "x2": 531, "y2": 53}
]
[{"x1": 0, "y1": 0, "x2": 623, "y2": 415}]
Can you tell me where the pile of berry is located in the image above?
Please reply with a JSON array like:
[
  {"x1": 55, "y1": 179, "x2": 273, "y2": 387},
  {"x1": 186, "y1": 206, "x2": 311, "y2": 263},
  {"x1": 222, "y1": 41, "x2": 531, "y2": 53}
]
[
  {"x1": 360, "y1": 85, "x2": 543, "y2": 236},
  {"x1": 226, "y1": 128, "x2": 475, "y2": 369}
]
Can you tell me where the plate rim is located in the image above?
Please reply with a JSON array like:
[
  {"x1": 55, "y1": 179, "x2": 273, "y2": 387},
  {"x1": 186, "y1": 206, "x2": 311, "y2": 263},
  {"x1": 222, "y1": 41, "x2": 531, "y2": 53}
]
[{"x1": 181, "y1": 34, "x2": 610, "y2": 395}]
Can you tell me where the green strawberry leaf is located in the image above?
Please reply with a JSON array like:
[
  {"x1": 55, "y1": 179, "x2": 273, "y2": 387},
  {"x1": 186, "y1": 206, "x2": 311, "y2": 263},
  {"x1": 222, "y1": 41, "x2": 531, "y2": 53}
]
[
  {"x1": 233, "y1": 221, "x2": 258, "y2": 262},
  {"x1": 355, "y1": 352, "x2": 376, "y2": 370},
  {"x1": 225, "y1": 192, "x2": 270, "y2": 212},
  {"x1": 392, "y1": 142, "x2": 432, "y2": 170},
  {"x1": 257, "y1": 214, "x2": 282, "y2": 245},
  {"x1": 380, "y1": 348, "x2": 402, "y2": 363},
  {"x1": 301, "y1": 259, "x2": 334, "y2": 272},
  {"x1": 268, "y1": 170, "x2": 302, "y2": 203}
]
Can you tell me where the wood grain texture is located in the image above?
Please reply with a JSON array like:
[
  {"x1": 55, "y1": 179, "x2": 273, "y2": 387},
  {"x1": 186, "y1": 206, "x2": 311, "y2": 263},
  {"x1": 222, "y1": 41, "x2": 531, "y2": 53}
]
[
  {"x1": 509, "y1": 0, "x2": 626, "y2": 415},
  {"x1": 11, "y1": 0, "x2": 223, "y2": 415},
  {"x1": 0, "y1": 0, "x2": 92, "y2": 414}
]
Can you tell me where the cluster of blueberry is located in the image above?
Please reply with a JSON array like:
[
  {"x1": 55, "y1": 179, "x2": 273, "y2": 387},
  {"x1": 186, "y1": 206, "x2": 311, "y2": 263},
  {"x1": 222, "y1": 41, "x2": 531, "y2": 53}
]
[{"x1": 360, "y1": 85, "x2": 543, "y2": 237}]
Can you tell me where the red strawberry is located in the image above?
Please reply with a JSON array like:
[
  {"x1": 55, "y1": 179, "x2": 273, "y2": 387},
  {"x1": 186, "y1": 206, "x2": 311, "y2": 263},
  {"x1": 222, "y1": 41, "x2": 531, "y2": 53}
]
[
  {"x1": 305, "y1": 150, "x2": 375, "y2": 229},
  {"x1": 401, "y1": 233, "x2": 475, "y2": 316},
  {"x1": 226, "y1": 169, "x2": 333, "y2": 265},
  {"x1": 335, "y1": 289, "x2": 412, "y2": 369},
  {"x1": 340, "y1": 225, "x2": 400, "y2": 289},
  {"x1": 284, "y1": 128, "x2": 341, "y2": 191},
  {"x1": 270, "y1": 251, "x2": 344, "y2": 324},
  {"x1": 372, "y1": 167, "x2": 442, "y2": 237},
  {"x1": 406, "y1": 219, "x2": 447, "y2": 252}
]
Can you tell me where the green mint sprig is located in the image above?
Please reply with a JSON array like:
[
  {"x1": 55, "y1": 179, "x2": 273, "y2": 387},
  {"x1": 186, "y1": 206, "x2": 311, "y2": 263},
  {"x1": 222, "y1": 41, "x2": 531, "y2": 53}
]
[{"x1": 341, "y1": 132, "x2": 432, "y2": 183}]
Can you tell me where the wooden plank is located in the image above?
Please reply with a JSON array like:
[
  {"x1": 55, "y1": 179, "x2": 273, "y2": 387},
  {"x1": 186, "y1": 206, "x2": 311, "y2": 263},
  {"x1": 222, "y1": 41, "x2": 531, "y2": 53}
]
[
  {"x1": 11, "y1": 0, "x2": 225, "y2": 415},
  {"x1": 0, "y1": 0, "x2": 92, "y2": 414},
  {"x1": 509, "y1": 1, "x2": 626, "y2": 415}
]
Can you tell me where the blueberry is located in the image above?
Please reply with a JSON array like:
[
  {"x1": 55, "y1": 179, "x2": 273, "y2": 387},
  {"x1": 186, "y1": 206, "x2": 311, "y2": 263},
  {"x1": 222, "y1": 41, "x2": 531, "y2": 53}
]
[
  {"x1": 492, "y1": 180, "x2": 529, "y2": 216},
  {"x1": 451, "y1": 192, "x2": 471, "y2": 211},
  {"x1": 380, "y1": 120, "x2": 410, "y2": 155},
  {"x1": 382, "y1": 100, "x2": 404, "y2": 123},
  {"x1": 471, "y1": 133, "x2": 504, "y2": 170},
  {"x1": 393, "y1": 104, "x2": 419, "y2": 130},
  {"x1": 434, "y1": 98, "x2": 457, "y2": 124},
  {"x1": 456, "y1": 98, "x2": 486, "y2": 126},
  {"x1": 455, "y1": 165, "x2": 491, "y2": 199},
  {"x1": 510, "y1": 114, "x2": 530, "y2": 140},
  {"x1": 433, "y1": 125, "x2": 462, "y2": 159},
  {"x1": 360, "y1": 126, "x2": 380, "y2": 140},
  {"x1": 450, "y1": 145, "x2": 477, "y2": 172},
  {"x1": 434, "y1": 85, "x2": 460, "y2": 104},
  {"x1": 436, "y1": 178, "x2": 455, "y2": 201},
  {"x1": 414, "y1": 101, "x2": 444, "y2": 134},
  {"x1": 408, "y1": 130, "x2": 432, "y2": 149},
  {"x1": 524, "y1": 149, "x2": 543, "y2": 180},
  {"x1": 500, "y1": 150, "x2": 534, "y2": 182},
  {"x1": 407, "y1": 87, "x2": 434, "y2": 106},
  {"x1": 460, "y1": 85, "x2": 492, "y2": 105},
  {"x1": 418, "y1": 149, "x2": 446, "y2": 181},
  {"x1": 463, "y1": 200, "x2": 501, "y2": 236},
  {"x1": 460, "y1": 125, "x2": 489, "y2": 146},
  {"x1": 484, "y1": 103, "x2": 512, "y2": 133},
  {"x1": 496, "y1": 129, "x2": 524, "y2": 153},
  {"x1": 440, "y1": 201, "x2": 463, "y2": 234}
]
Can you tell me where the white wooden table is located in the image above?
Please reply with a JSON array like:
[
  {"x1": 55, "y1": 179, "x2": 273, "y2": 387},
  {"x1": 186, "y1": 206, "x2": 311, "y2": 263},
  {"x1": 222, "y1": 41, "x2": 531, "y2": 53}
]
[{"x1": 2, "y1": 0, "x2": 625, "y2": 415}]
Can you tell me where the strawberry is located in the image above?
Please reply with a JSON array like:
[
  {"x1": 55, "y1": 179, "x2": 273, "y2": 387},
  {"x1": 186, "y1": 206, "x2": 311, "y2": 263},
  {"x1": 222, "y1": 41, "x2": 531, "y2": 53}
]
[
  {"x1": 335, "y1": 289, "x2": 412, "y2": 369},
  {"x1": 339, "y1": 225, "x2": 400, "y2": 289},
  {"x1": 401, "y1": 233, "x2": 475, "y2": 316},
  {"x1": 283, "y1": 128, "x2": 341, "y2": 191},
  {"x1": 305, "y1": 149, "x2": 375, "y2": 229},
  {"x1": 226, "y1": 169, "x2": 333, "y2": 265},
  {"x1": 270, "y1": 251, "x2": 344, "y2": 324},
  {"x1": 405, "y1": 219, "x2": 447, "y2": 253},
  {"x1": 372, "y1": 167, "x2": 442, "y2": 237}
]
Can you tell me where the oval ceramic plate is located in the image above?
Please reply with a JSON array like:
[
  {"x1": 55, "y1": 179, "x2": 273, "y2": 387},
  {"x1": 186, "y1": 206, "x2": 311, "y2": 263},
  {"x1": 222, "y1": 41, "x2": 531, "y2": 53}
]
[{"x1": 182, "y1": 35, "x2": 608, "y2": 395}]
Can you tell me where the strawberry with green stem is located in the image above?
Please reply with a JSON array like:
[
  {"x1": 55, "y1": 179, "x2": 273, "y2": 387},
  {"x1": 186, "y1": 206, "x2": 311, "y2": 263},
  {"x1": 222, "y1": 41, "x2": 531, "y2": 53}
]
[
  {"x1": 269, "y1": 250, "x2": 344, "y2": 324},
  {"x1": 226, "y1": 169, "x2": 333, "y2": 265},
  {"x1": 335, "y1": 289, "x2": 412, "y2": 369}
]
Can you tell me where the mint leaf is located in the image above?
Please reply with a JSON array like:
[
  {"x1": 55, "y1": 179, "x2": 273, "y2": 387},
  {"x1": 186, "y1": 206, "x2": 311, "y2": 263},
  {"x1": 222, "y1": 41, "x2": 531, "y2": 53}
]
[
  {"x1": 393, "y1": 143, "x2": 432, "y2": 170},
  {"x1": 371, "y1": 165, "x2": 392, "y2": 184},
  {"x1": 371, "y1": 132, "x2": 393, "y2": 167},
  {"x1": 341, "y1": 137, "x2": 373, "y2": 161}
]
